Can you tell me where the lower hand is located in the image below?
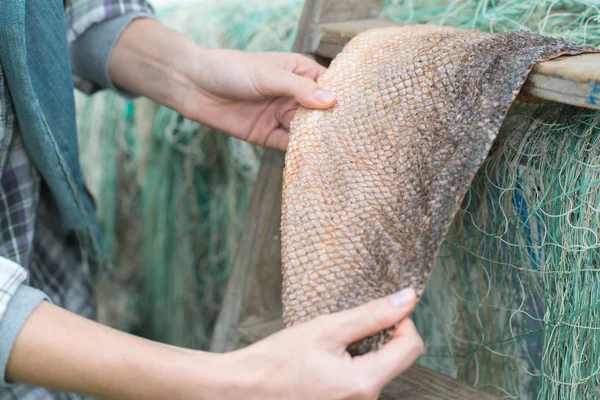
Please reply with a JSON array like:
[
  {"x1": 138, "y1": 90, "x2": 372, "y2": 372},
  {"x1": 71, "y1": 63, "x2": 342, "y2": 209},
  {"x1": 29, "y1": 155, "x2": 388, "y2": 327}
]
[{"x1": 222, "y1": 288, "x2": 424, "y2": 400}]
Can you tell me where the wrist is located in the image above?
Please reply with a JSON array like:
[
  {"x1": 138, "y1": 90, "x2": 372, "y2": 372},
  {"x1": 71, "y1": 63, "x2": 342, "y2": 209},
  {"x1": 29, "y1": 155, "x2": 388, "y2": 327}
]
[
  {"x1": 112, "y1": 342, "x2": 202, "y2": 399},
  {"x1": 188, "y1": 348, "x2": 271, "y2": 400},
  {"x1": 7, "y1": 301, "x2": 241, "y2": 400},
  {"x1": 109, "y1": 18, "x2": 206, "y2": 111},
  {"x1": 140, "y1": 346, "x2": 264, "y2": 400},
  {"x1": 212, "y1": 346, "x2": 283, "y2": 400}
]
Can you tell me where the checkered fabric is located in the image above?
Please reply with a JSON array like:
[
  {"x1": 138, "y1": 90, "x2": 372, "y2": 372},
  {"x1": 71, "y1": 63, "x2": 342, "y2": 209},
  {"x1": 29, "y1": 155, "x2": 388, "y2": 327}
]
[
  {"x1": 0, "y1": 0, "x2": 153, "y2": 398},
  {"x1": 66, "y1": 0, "x2": 155, "y2": 94},
  {"x1": 0, "y1": 58, "x2": 95, "y2": 400}
]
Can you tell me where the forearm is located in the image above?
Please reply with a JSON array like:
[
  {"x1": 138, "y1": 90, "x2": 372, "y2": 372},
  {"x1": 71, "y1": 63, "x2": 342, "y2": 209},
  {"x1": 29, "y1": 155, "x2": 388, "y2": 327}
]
[
  {"x1": 109, "y1": 18, "x2": 202, "y2": 115},
  {"x1": 6, "y1": 301, "x2": 241, "y2": 399},
  {"x1": 108, "y1": 17, "x2": 334, "y2": 150}
]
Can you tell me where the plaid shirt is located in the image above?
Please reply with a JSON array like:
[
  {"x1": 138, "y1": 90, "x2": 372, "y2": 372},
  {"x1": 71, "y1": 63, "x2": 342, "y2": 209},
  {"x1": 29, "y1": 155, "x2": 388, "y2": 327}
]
[{"x1": 0, "y1": 1, "x2": 153, "y2": 398}]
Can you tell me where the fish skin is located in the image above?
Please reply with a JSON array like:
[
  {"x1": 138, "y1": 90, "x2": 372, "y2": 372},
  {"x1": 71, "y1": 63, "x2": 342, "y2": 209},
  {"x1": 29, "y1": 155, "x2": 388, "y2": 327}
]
[{"x1": 281, "y1": 25, "x2": 589, "y2": 355}]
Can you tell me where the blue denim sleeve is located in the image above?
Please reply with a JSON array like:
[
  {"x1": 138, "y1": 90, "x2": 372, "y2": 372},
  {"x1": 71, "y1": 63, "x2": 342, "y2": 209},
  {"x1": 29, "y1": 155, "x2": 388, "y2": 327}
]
[
  {"x1": 70, "y1": 12, "x2": 155, "y2": 97},
  {"x1": 66, "y1": 0, "x2": 155, "y2": 96},
  {"x1": 0, "y1": 285, "x2": 49, "y2": 386}
]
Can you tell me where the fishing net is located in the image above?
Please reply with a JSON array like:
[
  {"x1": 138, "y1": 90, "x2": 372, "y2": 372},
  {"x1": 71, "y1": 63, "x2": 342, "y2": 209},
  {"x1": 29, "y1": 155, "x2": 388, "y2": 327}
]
[
  {"x1": 414, "y1": 105, "x2": 600, "y2": 399},
  {"x1": 76, "y1": 0, "x2": 600, "y2": 397},
  {"x1": 379, "y1": 1, "x2": 600, "y2": 398}
]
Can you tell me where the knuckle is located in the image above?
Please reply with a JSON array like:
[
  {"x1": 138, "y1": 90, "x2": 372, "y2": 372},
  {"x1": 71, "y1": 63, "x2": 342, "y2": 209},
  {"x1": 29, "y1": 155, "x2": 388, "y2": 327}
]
[
  {"x1": 351, "y1": 378, "x2": 378, "y2": 400},
  {"x1": 361, "y1": 301, "x2": 392, "y2": 328},
  {"x1": 252, "y1": 70, "x2": 270, "y2": 92},
  {"x1": 318, "y1": 309, "x2": 347, "y2": 328},
  {"x1": 290, "y1": 53, "x2": 313, "y2": 73},
  {"x1": 298, "y1": 76, "x2": 317, "y2": 91},
  {"x1": 312, "y1": 313, "x2": 332, "y2": 327},
  {"x1": 411, "y1": 335, "x2": 426, "y2": 356},
  {"x1": 309, "y1": 314, "x2": 335, "y2": 339}
]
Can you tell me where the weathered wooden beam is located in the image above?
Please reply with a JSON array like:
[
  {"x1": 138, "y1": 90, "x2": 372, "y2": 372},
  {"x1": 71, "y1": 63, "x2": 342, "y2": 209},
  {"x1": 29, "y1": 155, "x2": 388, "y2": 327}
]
[
  {"x1": 209, "y1": 149, "x2": 285, "y2": 353},
  {"x1": 314, "y1": 19, "x2": 600, "y2": 111},
  {"x1": 382, "y1": 365, "x2": 500, "y2": 400},
  {"x1": 525, "y1": 53, "x2": 600, "y2": 109},
  {"x1": 315, "y1": 19, "x2": 397, "y2": 56},
  {"x1": 235, "y1": 317, "x2": 500, "y2": 400},
  {"x1": 297, "y1": 0, "x2": 384, "y2": 55}
]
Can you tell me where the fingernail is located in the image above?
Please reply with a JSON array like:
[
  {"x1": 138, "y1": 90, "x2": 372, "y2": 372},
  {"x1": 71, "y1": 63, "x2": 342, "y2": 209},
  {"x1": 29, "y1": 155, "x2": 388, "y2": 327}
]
[
  {"x1": 313, "y1": 89, "x2": 335, "y2": 104},
  {"x1": 390, "y1": 288, "x2": 416, "y2": 308}
]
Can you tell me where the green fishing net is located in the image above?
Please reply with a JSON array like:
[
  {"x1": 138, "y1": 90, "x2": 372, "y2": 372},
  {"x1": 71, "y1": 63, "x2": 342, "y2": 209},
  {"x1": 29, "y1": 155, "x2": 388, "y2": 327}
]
[
  {"x1": 381, "y1": 1, "x2": 600, "y2": 398},
  {"x1": 75, "y1": 0, "x2": 600, "y2": 398}
]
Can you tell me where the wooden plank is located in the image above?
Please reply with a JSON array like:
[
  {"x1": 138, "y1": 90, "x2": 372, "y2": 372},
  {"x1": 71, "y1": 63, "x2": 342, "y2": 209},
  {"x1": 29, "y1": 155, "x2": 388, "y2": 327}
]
[
  {"x1": 524, "y1": 53, "x2": 600, "y2": 110},
  {"x1": 234, "y1": 317, "x2": 500, "y2": 400},
  {"x1": 292, "y1": 0, "x2": 322, "y2": 54},
  {"x1": 314, "y1": 19, "x2": 600, "y2": 111},
  {"x1": 319, "y1": 0, "x2": 384, "y2": 23},
  {"x1": 382, "y1": 366, "x2": 500, "y2": 400},
  {"x1": 209, "y1": 149, "x2": 285, "y2": 353},
  {"x1": 314, "y1": 19, "x2": 401, "y2": 58},
  {"x1": 315, "y1": 19, "x2": 398, "y2": 58},
  {"x1": 299, "y1": 0, "x2": 384, "y2": 54}
]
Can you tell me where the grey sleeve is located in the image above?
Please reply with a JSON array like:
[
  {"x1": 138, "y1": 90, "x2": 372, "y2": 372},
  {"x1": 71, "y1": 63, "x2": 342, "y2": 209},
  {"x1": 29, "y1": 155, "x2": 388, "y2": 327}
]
[
  {"x1": 70, "y1": 12, "x2": 155, "y2": 98},
  {"x1": 0, "y1": 285, "x2": 49, "y2": 385}
]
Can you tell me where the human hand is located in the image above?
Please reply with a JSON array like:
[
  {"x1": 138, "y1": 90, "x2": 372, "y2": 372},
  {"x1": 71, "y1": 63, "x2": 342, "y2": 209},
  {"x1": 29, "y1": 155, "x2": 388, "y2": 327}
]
[
  {"x1": 179, "y1": 49, "x2": 336, "y2": 151},
  {"x1": 110, "y1": 19, "x2": 335, "y2": 151},
  {"x1": 221, "y1": 288, "x2": 424, "y2": 400},
  {"x1": 5, "y1": 281, "x2": 420, "y2": 400}
]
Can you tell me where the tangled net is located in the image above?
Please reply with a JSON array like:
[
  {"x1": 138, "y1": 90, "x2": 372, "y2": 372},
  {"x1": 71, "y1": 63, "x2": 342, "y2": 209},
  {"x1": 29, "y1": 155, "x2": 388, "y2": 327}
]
[
  {"x1": 381, "y1": 1, "x2": 600, "y2": 398},
  {"x1": 415, "y1": 105, "x2": 600, "y2": 399}
]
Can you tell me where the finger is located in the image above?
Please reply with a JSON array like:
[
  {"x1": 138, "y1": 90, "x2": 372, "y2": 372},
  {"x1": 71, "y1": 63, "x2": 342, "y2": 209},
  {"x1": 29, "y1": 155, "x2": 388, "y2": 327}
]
[
  {"x1": 280, "y1": 106, "x2": 296, "y2": 129},
  {"x1": 325, "y1": 288, "x2": 417, "y2": 345},
  {"x1": 272, "y1": 97, "x2": 298, "y2": 129},
  {"x1": 262, "y1": 52, "x2": 328, "y2": 80},
  {"x1": 287, "y1": 53, "x2": 328, "y2": 80},
  {"x1": 256, "y1": 67, "x2": 336, "y2": 109},
  {"x1": 360, "y1": 319, "x2": 424, "y2": 385},
  {"x1": 392, "y1": 314, "x2": 420, "y2": 339},
  {"x1": 263, "y1": 128, "x2": 289, "y2": 151}
]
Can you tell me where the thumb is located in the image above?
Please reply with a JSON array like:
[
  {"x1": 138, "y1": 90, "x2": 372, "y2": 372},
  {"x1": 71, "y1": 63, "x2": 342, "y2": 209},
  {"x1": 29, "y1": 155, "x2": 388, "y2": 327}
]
[
  {"x1": 359, "y1": 319, "x2": 425, "y2": 386},
  {"x1": 327, "y1": 288, "x2": 417, "y2": 346},
  {"x1": 257, "y1": 67, "x2": 336, "y2": 109}
]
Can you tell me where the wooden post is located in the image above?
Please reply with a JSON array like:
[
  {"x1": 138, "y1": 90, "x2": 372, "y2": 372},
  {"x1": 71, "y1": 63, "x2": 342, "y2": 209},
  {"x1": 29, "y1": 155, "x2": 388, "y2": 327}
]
[
  {"x1": 294, "y1": 0, "x2": 384, "y2": 54},
  {"x1": 209, "y1": 150, "x2": 285, "y2": 352}
]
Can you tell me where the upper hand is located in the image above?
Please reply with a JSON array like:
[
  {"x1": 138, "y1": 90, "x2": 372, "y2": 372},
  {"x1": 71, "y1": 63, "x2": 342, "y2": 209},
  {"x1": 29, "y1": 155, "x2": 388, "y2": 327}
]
[
  {"x1": 178, "y1": 50, "x2": 337, "y2": 151},
  {"x1": 221, "y1": 288, "x2": 424, "y2": 400},
  {"x1": 110, "y1": 20, "x2": 334, "y2": 151}
]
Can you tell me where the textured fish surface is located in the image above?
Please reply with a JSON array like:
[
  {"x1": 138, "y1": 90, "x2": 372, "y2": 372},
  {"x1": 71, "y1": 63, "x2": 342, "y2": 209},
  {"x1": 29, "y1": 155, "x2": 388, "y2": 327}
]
[{"x1": 281, "y1": 25, "x2": 589, "y2": 355}]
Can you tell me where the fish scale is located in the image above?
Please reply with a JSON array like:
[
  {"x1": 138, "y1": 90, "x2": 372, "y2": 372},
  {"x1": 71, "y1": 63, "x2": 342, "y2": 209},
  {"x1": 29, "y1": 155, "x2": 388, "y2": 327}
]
[{"x1": 280, "y1": 25, "x2": 590, "y2": 354}]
